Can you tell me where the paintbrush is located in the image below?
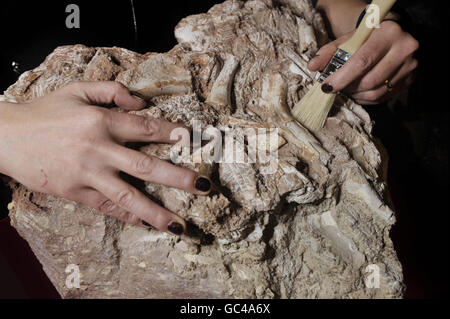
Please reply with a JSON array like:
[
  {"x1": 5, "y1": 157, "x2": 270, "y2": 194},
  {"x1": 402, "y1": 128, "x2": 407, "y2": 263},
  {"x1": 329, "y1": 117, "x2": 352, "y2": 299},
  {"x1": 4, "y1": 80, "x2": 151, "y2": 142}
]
[{"x1": 291, "y1": 0, "x2": 397, "y2": 132}]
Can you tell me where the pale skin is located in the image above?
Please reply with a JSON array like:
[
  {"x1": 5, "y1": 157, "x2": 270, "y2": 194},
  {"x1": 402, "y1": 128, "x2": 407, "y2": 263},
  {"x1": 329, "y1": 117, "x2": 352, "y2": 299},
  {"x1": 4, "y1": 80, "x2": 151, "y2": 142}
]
[
  {"x1": 0, "y1": 82, "x2": 212, "y2": 236},
  {"x1": 309, "y1": 0, "x2": 419, "y2": 104},
  {"x1": 0, "y1": 0, "x2": 419, "y2": 234}
]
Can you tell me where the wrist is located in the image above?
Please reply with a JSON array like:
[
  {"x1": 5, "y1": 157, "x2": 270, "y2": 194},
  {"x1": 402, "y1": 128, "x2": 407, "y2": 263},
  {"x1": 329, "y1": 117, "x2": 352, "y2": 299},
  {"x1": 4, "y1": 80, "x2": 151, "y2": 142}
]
[
  {"x1": 316, "y1": 0, "x2": 367, "y2": 38},
  {"x1": 0, "y1": 101, "x2": 28, "y2": 177}
]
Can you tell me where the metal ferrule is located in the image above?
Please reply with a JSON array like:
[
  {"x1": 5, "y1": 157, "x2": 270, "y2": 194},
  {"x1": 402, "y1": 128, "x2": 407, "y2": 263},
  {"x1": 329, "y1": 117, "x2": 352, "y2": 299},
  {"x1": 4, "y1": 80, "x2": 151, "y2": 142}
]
[{"x1": 316, "y1": 48, "x2": 352, "y2": 83}]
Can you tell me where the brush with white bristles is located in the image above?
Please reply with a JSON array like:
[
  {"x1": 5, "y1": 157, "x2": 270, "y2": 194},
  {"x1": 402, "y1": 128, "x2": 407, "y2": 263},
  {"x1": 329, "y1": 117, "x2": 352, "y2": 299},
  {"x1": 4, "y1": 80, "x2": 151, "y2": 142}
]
[{"x1": 292, "y1": 0, "x2": 397, "y2": 132}]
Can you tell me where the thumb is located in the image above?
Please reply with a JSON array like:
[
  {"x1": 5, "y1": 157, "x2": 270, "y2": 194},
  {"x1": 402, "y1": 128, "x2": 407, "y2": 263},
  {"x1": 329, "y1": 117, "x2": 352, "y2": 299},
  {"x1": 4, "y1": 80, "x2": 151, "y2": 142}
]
[
  {"x1": 72, "y1": 81, "x2": 147, "y2": 110},
  {"x1": 307, "y1": 34, "x2": 352, "y2": 72}
]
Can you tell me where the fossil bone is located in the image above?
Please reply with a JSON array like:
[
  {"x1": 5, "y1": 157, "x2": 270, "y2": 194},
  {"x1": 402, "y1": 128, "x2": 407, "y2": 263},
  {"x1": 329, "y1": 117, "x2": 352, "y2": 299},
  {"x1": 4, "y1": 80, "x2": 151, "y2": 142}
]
[
  {"x1": 116, "y1": 54, "x2": 192, "y2": 98},
  {"x1": 206, "y1": 54, "x2": 240, "y2": 112},
  {"x1": 259, "y1": 72, "x2": 330, "y2": 166}
]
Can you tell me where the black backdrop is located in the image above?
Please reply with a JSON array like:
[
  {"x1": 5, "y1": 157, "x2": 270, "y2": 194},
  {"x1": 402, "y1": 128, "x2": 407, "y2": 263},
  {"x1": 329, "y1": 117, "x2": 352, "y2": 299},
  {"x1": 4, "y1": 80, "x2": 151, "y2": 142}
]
[{"x1": 0, "y1": 0, "x2": 448, "y2": 299}]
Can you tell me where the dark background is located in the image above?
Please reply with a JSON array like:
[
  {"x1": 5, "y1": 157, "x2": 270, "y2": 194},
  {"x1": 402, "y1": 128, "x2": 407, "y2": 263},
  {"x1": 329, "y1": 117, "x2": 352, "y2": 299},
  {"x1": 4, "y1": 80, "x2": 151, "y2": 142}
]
[{"x1": 0, "y1": 0, "x2": 448, "y2": 298}]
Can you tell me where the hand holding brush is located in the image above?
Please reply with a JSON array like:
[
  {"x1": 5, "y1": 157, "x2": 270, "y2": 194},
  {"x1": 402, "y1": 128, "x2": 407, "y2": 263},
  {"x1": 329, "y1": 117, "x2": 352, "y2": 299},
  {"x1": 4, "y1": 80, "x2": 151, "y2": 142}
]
[{"x1": 292, "y1": 0, "x2": 418, "y2": 132}]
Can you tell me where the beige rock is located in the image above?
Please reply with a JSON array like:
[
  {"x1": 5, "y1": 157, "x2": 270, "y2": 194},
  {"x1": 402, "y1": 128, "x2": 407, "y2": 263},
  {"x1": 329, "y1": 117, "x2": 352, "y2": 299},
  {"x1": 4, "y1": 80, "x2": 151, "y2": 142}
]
[{"x1": 3, "y1": 0, "x2": 404, "y2": 298}]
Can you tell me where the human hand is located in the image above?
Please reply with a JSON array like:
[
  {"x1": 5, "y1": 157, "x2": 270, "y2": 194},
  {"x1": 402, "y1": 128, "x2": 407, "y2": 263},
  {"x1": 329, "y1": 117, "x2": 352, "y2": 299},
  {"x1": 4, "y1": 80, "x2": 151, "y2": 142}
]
[
  {"x1": 0, "y1": 81, "x2": 212, "y2": 235},
  {"x1": 308, "y1": 20, "x2": 419, "y2": 105}
]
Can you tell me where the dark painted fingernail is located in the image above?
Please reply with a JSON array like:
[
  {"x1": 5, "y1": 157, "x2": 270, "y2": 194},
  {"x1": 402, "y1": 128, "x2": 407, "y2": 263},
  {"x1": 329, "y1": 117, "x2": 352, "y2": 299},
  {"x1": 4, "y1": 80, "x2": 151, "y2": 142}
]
[
  {"x1": 168, "y1": 221, "x2": 184, "y2": 235},
  {"x1": 141, "y1": 220, "x2": 151, "y2": 227},
  {"x1": 194, "y1": 176, "x2": 211, "y2": 192},
  {"x1": 321, "y1": 83, "x2": 334, "y2": 93}
]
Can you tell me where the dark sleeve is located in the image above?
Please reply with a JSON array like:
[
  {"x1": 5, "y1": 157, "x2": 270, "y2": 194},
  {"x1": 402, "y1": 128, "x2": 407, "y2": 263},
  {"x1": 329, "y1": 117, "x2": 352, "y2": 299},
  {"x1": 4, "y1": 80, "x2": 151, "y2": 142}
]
[{"x1": 390, "y1": 0, "x2": 444, "y2": 40}]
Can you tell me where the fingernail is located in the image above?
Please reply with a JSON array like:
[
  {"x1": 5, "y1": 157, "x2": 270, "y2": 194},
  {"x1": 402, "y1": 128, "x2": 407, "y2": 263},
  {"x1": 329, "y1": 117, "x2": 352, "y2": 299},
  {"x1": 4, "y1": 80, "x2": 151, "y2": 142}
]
[
  {"x1": 194, "y1": 176, "x2": 211, "y2": 192},
  {"x1": 168, "y1": 221, "x2": 184, "y2": 235},
  {"x1": 321, "y1": 83, "x2": 334, "y2": 93},
  {"x1": 141, "y1": 220, "x2": 151, "y2": 227}
]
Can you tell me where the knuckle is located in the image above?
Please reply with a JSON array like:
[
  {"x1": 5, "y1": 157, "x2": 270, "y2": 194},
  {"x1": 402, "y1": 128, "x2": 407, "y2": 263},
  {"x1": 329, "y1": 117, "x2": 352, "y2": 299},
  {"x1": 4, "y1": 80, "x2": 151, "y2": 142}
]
[
  {"x1": 110, "y1": 81, "x2": 126, "y2": 93},
  {"x1": 82, "y1": 107, "x2": 107, "y2": 127},
  {"x1": 127, "y1": 213, "x2": 141, "y2": 225},
  {"x1": 98, "y1": 199, "x2": 117, "y2": 214},
  {"x1": 133, "y1": 155, "x2": 155, "y2": 176},
  {"x1": 91, "y1": 108, "x2": 107, "y2": 123},
  {"x1": 355, "y1": 54, "x2": 373, "y2": 72},
  {"x1": 406, "y1": 36, "x2": 419, "y2": 52},
  {"x1": 385, "y1": 21, "x2": 402, "y2": 36},
  {"x1": 114, "y1": 188, "x2": 136, "y2": 208},
  {"x1": 141, "y1": 117, "x2": 161, "y2": 138}
]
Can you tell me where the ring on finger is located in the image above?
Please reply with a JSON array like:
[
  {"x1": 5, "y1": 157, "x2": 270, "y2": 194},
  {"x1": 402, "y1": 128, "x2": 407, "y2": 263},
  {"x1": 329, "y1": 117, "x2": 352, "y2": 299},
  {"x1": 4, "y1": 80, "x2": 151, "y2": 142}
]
[{"x1": 384, "y1": 79, "x2": 394, "y2": 91}]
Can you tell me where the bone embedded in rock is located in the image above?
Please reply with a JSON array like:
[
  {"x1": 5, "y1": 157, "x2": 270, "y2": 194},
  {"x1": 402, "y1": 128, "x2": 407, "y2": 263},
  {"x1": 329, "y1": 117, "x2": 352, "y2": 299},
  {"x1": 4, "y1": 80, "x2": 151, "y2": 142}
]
[
  {"x1": 206, "y1": 54, "x2": 240, "y2": 112},
  {"x1": 282, "y1": 46, "x2": 314, "y2": 83},
  {"x1": 296, "y1": 16, "x2": 318, "y2": 56},
  {"x1": 343, "y1": 178, "x2": 395, "y2": 225},
  {"x1": 308, "y1": 209, "x2": 365, "y2": 268},
  {"x1": 175, "y1": 14, "x2": 216, "y2": 52},
  {"x1": 245, "y1": 127, "x2": 286, "y2": 153},
  {"x1": 259, "y1": 72, "x2": 330, "y2": 165},
  {"x1": 116, "y1": 54, "x2": 193, "y2": 99}
]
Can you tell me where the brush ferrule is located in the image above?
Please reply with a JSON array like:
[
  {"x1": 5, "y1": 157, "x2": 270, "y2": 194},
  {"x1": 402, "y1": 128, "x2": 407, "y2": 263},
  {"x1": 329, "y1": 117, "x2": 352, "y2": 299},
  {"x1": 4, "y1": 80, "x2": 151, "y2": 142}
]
[{"x1": 317, "y1": 48, "x2": 352, "y2": 83}]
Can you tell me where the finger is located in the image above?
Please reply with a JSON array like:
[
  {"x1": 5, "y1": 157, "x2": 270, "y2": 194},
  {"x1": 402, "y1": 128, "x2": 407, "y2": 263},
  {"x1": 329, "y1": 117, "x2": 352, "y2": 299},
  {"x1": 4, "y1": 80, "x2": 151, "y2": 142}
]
[
  {"x1": 106, "y1": 111, "x2": 190, "y2": 144},
  {"x1": 345, "y1": 48, "x2": 404, "y2": 93},
  {"x1": 351, "y1": 70, "x2": 416, "y2": 105},
  {"x1": 323, "y1": 37, "x2": 390, "y2": 93},
  {"x1": 88, "y1": 174, "x2": 186, "y2": 236},
  {"x1": 69, "y1": 81, "x2": 147, "y2": 110},
  {"x1": 389, "y1": 56, "x2": 418, "y2": 85},
  {"x1": 352, "y1": 86, "x2": 389, "y2": 105},
  {"x1": 347, "y1": 51, "x2": 417, "y2": 93},
  {"x1": 108, "y1": 145, "x2": 212, "y2": 195},
  {"x1": 70, "y1": 188, "x2": 149, "y2": 228},
  {"x1": 308, "y1": 36, "x2": 350, "y2": 71}
]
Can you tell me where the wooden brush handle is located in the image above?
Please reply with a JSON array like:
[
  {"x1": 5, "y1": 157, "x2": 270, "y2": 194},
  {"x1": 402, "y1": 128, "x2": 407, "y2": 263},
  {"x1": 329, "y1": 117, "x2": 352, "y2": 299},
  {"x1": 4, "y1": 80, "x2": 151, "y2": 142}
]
[{"x1": 339, "y1": 0, "x2": 397, "y2": 54}]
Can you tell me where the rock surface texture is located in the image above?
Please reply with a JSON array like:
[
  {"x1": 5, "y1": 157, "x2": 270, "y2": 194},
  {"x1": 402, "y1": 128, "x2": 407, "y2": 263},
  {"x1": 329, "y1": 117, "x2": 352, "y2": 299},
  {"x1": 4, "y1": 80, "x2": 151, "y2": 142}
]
[{"x1": 2, "y1": 0, "x2": 404, "y2": 298}]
